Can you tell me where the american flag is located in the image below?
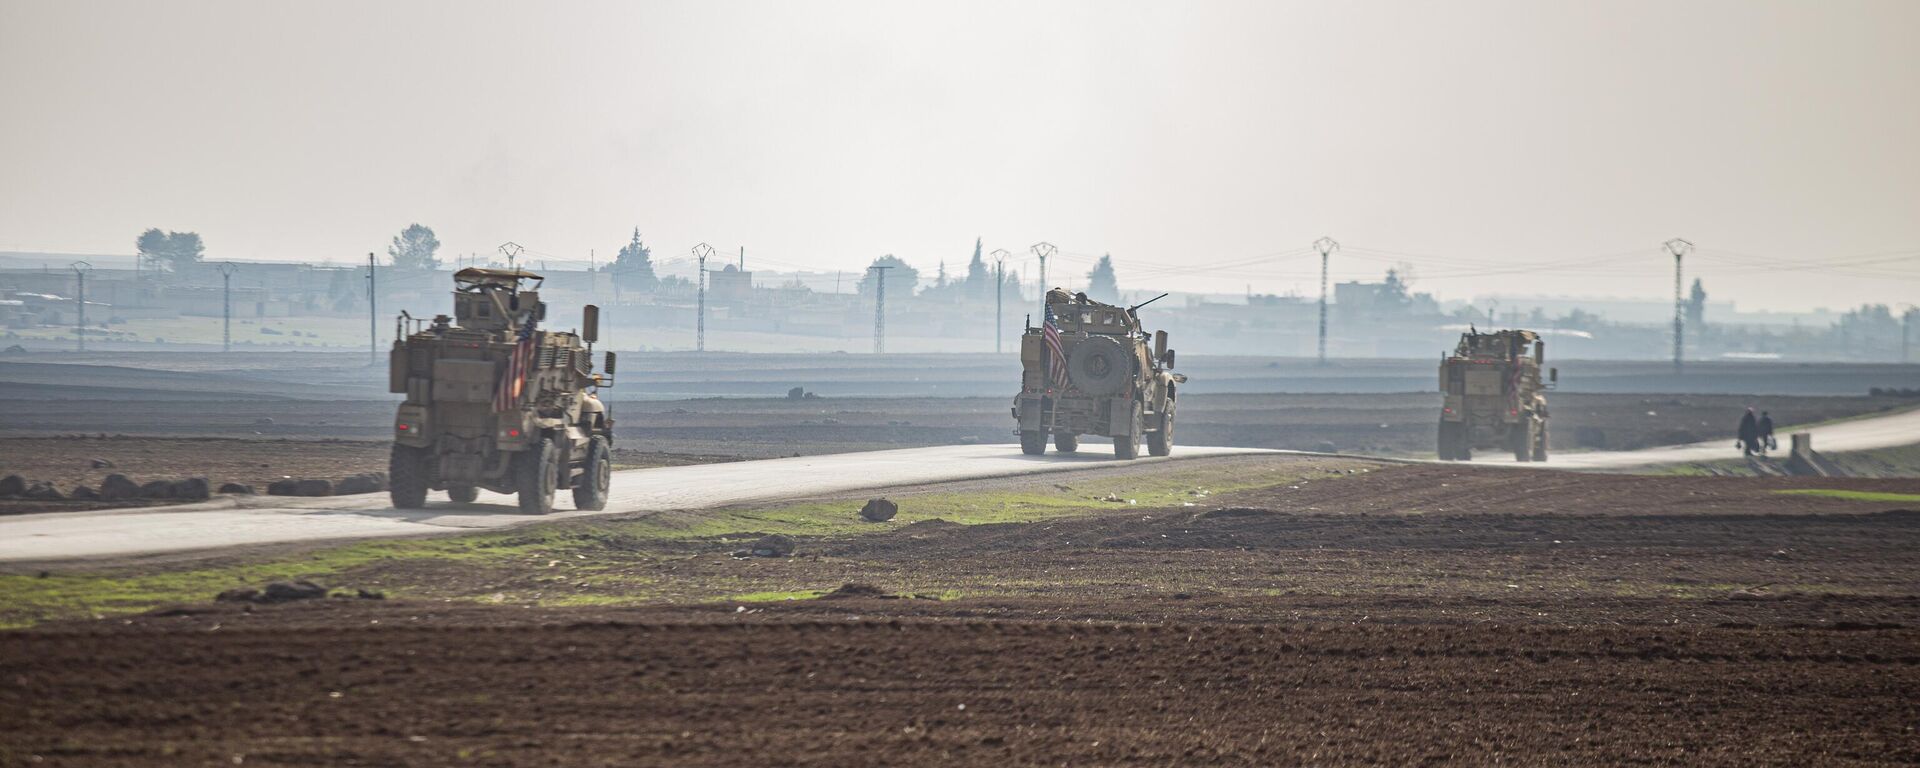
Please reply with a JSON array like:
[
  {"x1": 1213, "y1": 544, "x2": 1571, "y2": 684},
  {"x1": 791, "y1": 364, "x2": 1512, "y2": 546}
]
[
  {"x1": 493, "y1": 319, "x2": 536, "y2": 412},
  {"x1": 1042, "y1": 304, "x2": 1070, "y2": 391}
]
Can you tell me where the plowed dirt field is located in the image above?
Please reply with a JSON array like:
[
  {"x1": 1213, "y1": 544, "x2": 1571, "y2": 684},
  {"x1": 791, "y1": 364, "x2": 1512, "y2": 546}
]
[{"x1": 4, "y1": 457, "x2": 1918, "y2": 766}]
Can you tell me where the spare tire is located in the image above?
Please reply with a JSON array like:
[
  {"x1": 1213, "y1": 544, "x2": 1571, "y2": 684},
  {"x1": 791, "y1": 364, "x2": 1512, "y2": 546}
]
[{"x1": 1067, "y1": 335, "x2": 1133, "y2": 395}]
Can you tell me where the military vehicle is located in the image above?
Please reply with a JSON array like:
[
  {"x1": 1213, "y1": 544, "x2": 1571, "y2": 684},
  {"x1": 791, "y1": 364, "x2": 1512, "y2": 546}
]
[
  {"x1": 388, "y1": 268, "x2": 616, "y2": 513},
  {"x1": 1013, "y1": 289, "x2": 1183, "y2": 459},
  {"x1": 1437, "y1": 328, "x2": 1555, "y2": 462}
]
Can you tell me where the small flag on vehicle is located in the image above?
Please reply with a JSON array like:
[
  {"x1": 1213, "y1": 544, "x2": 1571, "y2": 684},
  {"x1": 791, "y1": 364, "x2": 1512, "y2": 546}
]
[
  {"x1": 1043, "y1": 303, "x2": 1070, "y2": 391},
  {"x1": 493, "y1": 318, "x2": 536, "y2": 412}
]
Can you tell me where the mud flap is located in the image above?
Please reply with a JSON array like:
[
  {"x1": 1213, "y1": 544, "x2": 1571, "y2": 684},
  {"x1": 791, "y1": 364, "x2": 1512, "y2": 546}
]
[
  {"x1": 1017, "y1": 397, "x2": 1045, "y2": 431},
  {"x1": 1108, "y1": 397, "x2": 1137, "y2": 436}
]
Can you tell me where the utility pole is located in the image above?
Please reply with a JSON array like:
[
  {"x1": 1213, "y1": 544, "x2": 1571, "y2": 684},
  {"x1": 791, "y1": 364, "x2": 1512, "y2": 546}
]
[
  {"x1": 1903, "y1": 306, "x2": 1915, "y2": 364},
  {"x1": 692, "y1": 242, "x2": 715, "y2": 352},
  {"x1": 869, "y1": 263, "x2": 893, "y2": 354},
  {"x1": 70, "y1": 261, "x2": 91, "y2": 353},
  {"x1": 991, "y1": 248, "x2": 1010, "y2": 353},
  {"x1": 1314, "y1": 237, "x2": 1339, "y2": 365},
  {"x1": 1665, "y1": 238, "x2": 1693, "y2": 373},
  {"x1": 217, "y1": 262, "x2": 237, "y2": 352},
  {"x1": 1029, "y1": 242, "x2": 1056, "y2": 322},
  {"x1": 366, "y1": 252, "x2": 378, "y2": 364}
]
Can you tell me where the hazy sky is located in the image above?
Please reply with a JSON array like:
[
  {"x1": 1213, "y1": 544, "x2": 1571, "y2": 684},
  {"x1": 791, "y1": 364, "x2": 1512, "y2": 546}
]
[{"x1": 3, "y1": 0, "x2": 1917, "y2": 311}]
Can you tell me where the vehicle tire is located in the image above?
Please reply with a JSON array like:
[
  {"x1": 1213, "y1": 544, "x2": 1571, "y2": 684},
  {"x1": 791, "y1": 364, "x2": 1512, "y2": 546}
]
[
  {"x1": 1512, "y1": 422, "x2": 1534, "y2": 462},
  {"x1": 1113, "y1": 403, "x2": 1142, "y2": 460},
  {"x1": 389, "y1": 443, "x2": 430, "y2": 509},
  {"x1": 572, "y1": 435, "x2": 611, "y2": 511},
  {"x1": 1066, "y1": 335, "x2": 1132, "y2": 396},
  {"x1": 1147, "y1": 408, "x2": 1174, "y2": 457},
  {"x1": 1533, "y1": 423, "x2": 1549, "y2": 462},
  {"x1": 1020, "y1": 430, "x2": 1047, "y2": 456},
  {"x1": 1054, "y1": 433, "x2": 1079, "y2": 453},
  {"x1": 1456, "y1": 428, "x2": 1472, "y2": 461},
  {"x1": 446, "y1": 485, "x2": 479, "y2": 504},
  {"x1": 1436, "y1": 422, "x2": 1456, "y2": 460},
  {"x1": 514, "y1": 437, "x2": 559, "y2": 515}
]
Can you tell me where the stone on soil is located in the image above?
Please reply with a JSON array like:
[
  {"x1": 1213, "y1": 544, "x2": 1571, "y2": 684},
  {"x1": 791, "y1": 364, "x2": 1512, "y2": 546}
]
[{"x1": 860, "y1": 498, "x2": 898, "y2": 522}]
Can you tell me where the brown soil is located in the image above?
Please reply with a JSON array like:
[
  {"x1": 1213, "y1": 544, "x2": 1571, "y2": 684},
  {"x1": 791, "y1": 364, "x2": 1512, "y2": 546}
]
[{"x1": 4, "y1": 458, "x2": 1918, "y2": 765}]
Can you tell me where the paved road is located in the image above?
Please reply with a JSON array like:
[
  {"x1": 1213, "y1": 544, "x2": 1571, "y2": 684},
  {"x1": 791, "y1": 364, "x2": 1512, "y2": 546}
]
[
  {"x1": 5, "y1": 407, "x2": 1915, "y2": 563},
  {"x1": 0, "y1": 445, "x2": 1271, "y2": 563},
  {"x1": 1464, "y1": 406, "x2": 1920, "y2": 469}
]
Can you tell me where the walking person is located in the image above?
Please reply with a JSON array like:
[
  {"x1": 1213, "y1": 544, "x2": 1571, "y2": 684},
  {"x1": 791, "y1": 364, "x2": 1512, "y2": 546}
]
[
  {"x1": 1736, "y1": 408, "x2": 1762, "y2": 456},
  {"x1": 1758, "y1": 411, "x2": 1777, "y2": 454}
]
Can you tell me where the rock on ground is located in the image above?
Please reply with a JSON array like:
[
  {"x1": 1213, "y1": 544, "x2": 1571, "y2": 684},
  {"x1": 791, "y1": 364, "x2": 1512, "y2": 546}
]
[
  {"x1": 860, "y1": 498, "x2": 899, "y2": 522},
  {"x1": 750, "y1": 534, "x2": 796, "y2": 557},
  {"x1": 100, "y1": 474, "x2": 142, "y2": 500}
]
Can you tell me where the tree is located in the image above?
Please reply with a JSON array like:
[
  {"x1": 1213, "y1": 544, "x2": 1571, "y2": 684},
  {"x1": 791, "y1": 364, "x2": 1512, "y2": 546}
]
[
  {"x1": 135, "y1": 228, "x2": 168, "y2": 270},
  {"x1": 857, "y1": 255, "x2": 920, "y2": 300},
  {"x1": 166, "y1": 232, "x2": 205, "y2": 271},
  {"x1": 1380, "y1": 268, "x2": 1412, "y2": 308},
  {"x1": 1086, "y1": 254, "x2": 1118, "y2": 304},
  {"x1": 136, "y1": 229, "x2": 204, "y2": 272},
  {"x1": 1687, "y1": 278, "x2": 1708, "y2": 329},
  {"x1": 385, "y1": 224, "x2": 441, "y2": 271},
  {"x1": 611, "y1": 228, "x2": 658, "y2": 292},
  {"x1": 965, "y1": 237, "x2": 989, "y2": 301}
]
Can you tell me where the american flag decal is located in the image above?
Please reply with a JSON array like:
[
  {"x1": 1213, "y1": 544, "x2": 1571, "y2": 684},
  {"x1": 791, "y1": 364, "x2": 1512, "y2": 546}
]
[
  {"x1": 493, "y1": 319, "x2": 536, "y2": 412},
  {"x1": 1042, "y1": 304, "x2": 1070, "y2": 391}
]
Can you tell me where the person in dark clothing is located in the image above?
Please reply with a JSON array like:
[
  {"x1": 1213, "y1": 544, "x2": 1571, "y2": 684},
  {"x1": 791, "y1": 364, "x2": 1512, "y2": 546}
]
[
  {"x1": 1737, "y1": 408, "x2": 1761, "y2": 456},
  {"x1": 1758, "y1": 411, "x2": 1776, "y2": 453}
]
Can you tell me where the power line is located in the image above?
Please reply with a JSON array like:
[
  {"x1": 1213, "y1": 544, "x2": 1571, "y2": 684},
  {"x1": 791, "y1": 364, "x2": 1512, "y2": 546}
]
[
  {"x1": 217, "y1": 262, "x2": 238, "y2": 352},
  {"x1": 1314, "y1": 237, "x2": 1338, "y2": 365},
  {"x1": 990, "y1": 248, "x2": 1010, "y2": 354},
  {"x1": 692, "y1": 242, "x2": 715, "y2": 352},
  {"x1": 70, "y1": 261, "x2": 90, "y2": 353},
  {"x1": 868, "y1": 263, "x2": 893, "y2": 354},
  {"x1": 1665, "y1": 238, "x2": 1694, "y2": 373}
]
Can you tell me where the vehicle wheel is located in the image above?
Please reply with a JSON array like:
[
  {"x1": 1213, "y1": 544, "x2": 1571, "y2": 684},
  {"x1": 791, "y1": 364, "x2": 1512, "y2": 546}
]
[
  {"x1": 446, "y1": 485, "x2": 479, "y2": 504},
  {"x1": 1533, "y1": 423, "x2": 1549, "y2": 462},
  {"x1": 514, "y1": 437, "x2": 559, "y2": 515},
  {"x1": 1054, "y1": 433, "x2": 1079, "y2": 453},
  {"x1": 1019, "y1": 430, "x2": 1046, "y2": 456},
  {"x1": 1436, "y1": 422, "x2": 1456, "y2": 461},
  {"x1": 1147, "y1": 408, "x2": 1173, "y2": 457},
  {"x1": 572, "y1": 435, "x2": 611, "y2": 511},
  {"x1": 1512, "y1": 423, "x2": 1534, "y2": 462},
  {"x1": 389, "y1": 444, "x2": 430, "y2": 509},
  {"x1": 1456, "y1": 428, "x2": 1472, "y2": 462},
  {"x1": 1113, "y1": 403, "x2": 1142, "y2": 460}
]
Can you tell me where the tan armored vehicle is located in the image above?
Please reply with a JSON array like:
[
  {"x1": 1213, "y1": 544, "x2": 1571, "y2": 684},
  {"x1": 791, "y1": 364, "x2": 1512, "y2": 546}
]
[
  {"x1": 1012, "y1": 289, "x2": 1183, "y2": 459},
  {"x1": 388, "y1": 268, "x2": 617, "y2": 513},
  {"x1": 1437, "y1": 328, "x2": 1555, "y2": 461}
]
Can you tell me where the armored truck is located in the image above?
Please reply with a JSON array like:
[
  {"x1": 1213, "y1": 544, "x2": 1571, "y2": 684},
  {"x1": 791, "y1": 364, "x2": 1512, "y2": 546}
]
[
  {"x1": 1012, "y1": 289, "x2": 1184, "y2": 459},
  {"x1": 388, "y1": 268, "x2": 616, "y2": 513},
  {"x1": 1437, "y1": 328, "x2": 1555, "y2": 462}
]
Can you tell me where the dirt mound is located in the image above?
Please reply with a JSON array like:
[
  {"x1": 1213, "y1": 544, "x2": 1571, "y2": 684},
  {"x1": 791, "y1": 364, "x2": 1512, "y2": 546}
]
[{"x1": 818, "y1": 583, "x2": 892, "y2": 600}]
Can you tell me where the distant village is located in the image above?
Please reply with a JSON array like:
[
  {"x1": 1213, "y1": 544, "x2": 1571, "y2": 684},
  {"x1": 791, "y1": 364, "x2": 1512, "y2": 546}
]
[{"x1": 1, "y1": 227, "x2": 1912, "y2": 361}]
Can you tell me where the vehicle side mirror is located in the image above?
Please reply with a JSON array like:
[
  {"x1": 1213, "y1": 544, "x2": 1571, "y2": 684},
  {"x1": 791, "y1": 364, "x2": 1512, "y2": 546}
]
[
  {"x1": 604, "y1": 351, "x2": 617, "y2": 375},
  {"x1": 1550, "y1": 367, "x2": 1558, "y2": 383},
  {"x1": 1535, "y1": 340, "x2": 1545, "y2": 364},
  {"x1": 582, "y1": 305, "x2": 599, "y2": 343},
  {"x1": 536, "y1": 302, "x2": 548, "y2": 321},
  {"x1": 1164, "y1": 349, "x2": 1176, "y2": 369},
  {"x1": 1154, "y1": 330, "x2": 1168, "y2": 361}
]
